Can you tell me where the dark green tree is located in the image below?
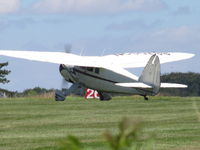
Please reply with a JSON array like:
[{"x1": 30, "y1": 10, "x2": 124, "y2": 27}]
[
  {"x1": 0, "y1": 62, "x2": 12, "y2": 97},
  {"x1": 0, "y1": 62, "x2": 11, "y2": 84}
]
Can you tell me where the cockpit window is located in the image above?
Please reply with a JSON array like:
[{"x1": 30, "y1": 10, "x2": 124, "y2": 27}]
[
  {"x1": 81, "y1": 67, "x2": 99, "y2": 73},
  {"x1": 87, "y1": 67, "x2": 93, "y2": 72}
]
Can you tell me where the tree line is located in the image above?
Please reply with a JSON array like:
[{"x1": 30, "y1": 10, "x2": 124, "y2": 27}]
[
  {"x1": 11, "y1": 72, "x2": 200, "y2": 97},
  {"x1": 160, "y1": 72, "x2": 200, "y2": 96}
]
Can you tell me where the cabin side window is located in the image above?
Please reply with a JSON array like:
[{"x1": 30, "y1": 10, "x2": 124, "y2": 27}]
[{"x1": 95, "y1": 68, "x2": 100, "y2": 74}]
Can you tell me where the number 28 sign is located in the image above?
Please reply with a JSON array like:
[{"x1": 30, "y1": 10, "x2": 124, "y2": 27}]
[{"x1": 85, "y1": 89, "x2": 99, "y2": 99}]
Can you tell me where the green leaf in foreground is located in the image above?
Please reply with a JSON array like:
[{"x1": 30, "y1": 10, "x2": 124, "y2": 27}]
[
  {"x1": 58, "y1": 136, "x2": 83, "y2": 150},
  {"x1": 104, "y1": 118, "x2": 154, "y2": 150},
  {"x1": 57, "y1": 118, "x2": 154, "y2": 150}
]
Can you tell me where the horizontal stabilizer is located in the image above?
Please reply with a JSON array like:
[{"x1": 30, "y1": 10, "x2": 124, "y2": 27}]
[
  {"x1": 116, "y1": 82, "x2": 152, "y2": 88},
  {"x1": 116, "y1": 82, "x2": 187, "y2": 88},
  {"x1": 160, "y1": 83, "x2": 187, "y2": 88}
]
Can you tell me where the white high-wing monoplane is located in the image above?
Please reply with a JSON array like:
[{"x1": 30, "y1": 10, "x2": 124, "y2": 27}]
[{"x1": 0, "y1": 50, "x2": 195, "y2": 100}]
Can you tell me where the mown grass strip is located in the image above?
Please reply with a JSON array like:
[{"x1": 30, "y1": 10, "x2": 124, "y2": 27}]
[{"x1": 0, "y1": 96, "x2": 200, "y2": 150}]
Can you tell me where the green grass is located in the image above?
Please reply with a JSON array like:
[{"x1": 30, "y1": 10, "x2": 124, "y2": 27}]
[{"x1": 0, "y1": 96, "x2": 200, "y2": 150}]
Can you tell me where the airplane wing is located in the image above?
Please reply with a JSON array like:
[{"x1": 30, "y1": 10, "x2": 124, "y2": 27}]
[
  {"x1": 116, "y1": 82, "x2": 152, "y2": 88},
  {"x1": 0, "y1": 50, "x2": 102, "y2": 68},
  {"x1": 103, "y1": 52, "x2": 195, "y2": 68},
  {"x1": 0, "y1": 50, "x2": 194, "y2": 69},
  {"x1": 0, "y1": 50, "x2": 139, "y2": 80}
]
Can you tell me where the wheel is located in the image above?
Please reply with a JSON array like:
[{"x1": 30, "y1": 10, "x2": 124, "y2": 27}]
[
  {"x1": 99, "y1": 92, "x2": 112, "y2": 101},
  {"x1": 100, "y1": 95, "x2": 111, "y2": 101},
  {"x1": 55, "y1": 90, "x2": 66, "y2": 101},
  {"x1": 144, "y1": 96, "x2": 149, "y2": 101}
]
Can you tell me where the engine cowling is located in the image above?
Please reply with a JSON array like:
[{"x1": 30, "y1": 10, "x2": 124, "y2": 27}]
[{"x1": 59, "y1": 64, "x2": 76, "y2": 83}]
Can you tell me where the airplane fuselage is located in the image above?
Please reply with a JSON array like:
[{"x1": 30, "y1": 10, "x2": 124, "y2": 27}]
[{"x1": 59, "y1": 64, "x2": 145, "y2": 96}]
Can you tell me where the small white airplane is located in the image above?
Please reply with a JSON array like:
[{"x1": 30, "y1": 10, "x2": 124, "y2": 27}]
[{"x1": 0, "y1": 50, "x2": 195, "y2": 101}]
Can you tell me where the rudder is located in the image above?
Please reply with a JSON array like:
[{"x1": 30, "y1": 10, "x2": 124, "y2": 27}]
[{"x1": 139, "y1": 54, "x2": 161, "y2": 95}]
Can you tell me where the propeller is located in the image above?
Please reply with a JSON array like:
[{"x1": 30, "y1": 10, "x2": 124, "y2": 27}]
[
  {"x1": 61, "y1": 44, "x2": 72, "y2": 90},
  {"x1": 55, "y1": 44, "x2": 85, "y2": 101},
  {"x1": 55, "y1": 44, "x2": 72, "y2": 101}
]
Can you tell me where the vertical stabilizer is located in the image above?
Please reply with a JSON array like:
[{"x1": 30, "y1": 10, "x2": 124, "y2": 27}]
[{"x1": 139, "y1": 54, "x2": 161, "y2": 95}]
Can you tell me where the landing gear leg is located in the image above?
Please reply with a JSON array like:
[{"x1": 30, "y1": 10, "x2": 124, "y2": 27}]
[{"x1": 144, "y1": 95, "x2": 149, "y2": 101}]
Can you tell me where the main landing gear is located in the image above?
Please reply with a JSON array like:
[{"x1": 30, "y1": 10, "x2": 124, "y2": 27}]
[
  {"x1": 99, "y1": 92, "x2": 112, "y2": 101},
  {"x1": 144, "y1": 95, "x2": 149, "y2": 101}
]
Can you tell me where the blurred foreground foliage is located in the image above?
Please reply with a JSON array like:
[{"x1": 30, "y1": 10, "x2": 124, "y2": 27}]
[{"x1": 57, "y1": 118, "x2": 154, "y2": 150}]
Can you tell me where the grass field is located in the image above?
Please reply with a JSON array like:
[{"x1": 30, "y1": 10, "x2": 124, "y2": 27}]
[{"x1": 0, "y1": 96, "x2": 200, "y2": 150}]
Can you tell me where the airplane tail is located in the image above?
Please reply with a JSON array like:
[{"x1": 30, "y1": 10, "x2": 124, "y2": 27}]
[
  {"x1": 116, "y1": 54, "x2": 188, "y2": 97},
  {"x1": 139, "y1": 54, "x2": 161, "y2": 95}
]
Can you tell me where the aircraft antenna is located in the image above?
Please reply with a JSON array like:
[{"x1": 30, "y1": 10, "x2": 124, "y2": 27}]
[
  {"x1": 101, "y1": 49, "x2": 106, "y2": 56},
  {"x1": 79, "y1": 48, "x2": 84, "y2": 56}
]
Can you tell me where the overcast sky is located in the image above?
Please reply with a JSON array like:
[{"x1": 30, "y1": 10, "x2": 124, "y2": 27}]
[{"x1": 0, "y1": 0, "x2": 199, "y2": 91}]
